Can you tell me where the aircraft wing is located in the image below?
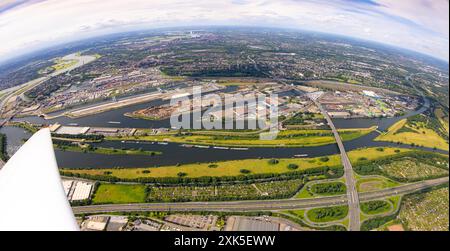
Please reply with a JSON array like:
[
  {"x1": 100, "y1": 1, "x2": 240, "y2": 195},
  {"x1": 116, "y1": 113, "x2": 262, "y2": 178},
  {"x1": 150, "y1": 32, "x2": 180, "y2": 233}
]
[{"x1": 0, "y1": 128, "x2": 79, "y2": 231}]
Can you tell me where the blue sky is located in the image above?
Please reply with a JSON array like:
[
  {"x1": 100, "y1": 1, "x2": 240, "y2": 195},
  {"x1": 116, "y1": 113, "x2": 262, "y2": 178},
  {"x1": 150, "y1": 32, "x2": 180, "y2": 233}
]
[{"x1": 0, "y1": 0, "x2": 448, "y2": 62}]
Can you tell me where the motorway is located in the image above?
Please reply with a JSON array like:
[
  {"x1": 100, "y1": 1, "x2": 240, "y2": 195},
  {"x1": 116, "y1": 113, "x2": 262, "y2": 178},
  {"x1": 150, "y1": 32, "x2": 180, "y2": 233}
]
[
  {"x1": 0, "y1": 53, "x2": 96, "y2": 121},
  {"x1": 0, "y1": 54, "x2": 97, "y2": 166},
  {"x1": 72, "y1": 176, "x2": 448, "y2": 215},
  {"x1": 312, "y1": 97, "x2": 361, "y2": 231}
]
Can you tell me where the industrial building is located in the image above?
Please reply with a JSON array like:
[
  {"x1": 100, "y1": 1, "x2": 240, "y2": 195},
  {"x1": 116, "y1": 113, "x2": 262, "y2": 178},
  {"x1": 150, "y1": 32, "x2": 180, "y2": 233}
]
[
  {"x1": 62, "y1": 179, "x2": 93, "y2": 201},
  {"x1": 225, "y1": 216, "x2": 279, "y2": 231}
]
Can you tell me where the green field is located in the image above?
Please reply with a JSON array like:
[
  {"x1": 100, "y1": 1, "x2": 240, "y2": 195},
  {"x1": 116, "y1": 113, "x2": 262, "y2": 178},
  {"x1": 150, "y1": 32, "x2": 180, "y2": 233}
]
[
  {"x1": 62, "y1": 155, "x2": 341, "y2": 179},
  {"x1": 7, "y1": 122, "x2": 39, "y2": 133},
  {"x1": 434, "y1": 108, "x2": 449, "y2": 134},
  {"x1": 282, "y1": 112, "x2": 324, "y2": 127},
  {"x1": 38, "y1": 58, "x2": 78, "y2": 74},
  {"x1": 285, "y1": 210, "x2": 306, "y2": 221},
  {"x1": 306, "y1": 206, "x2": 348, "y2": 223},
  {"x1": 375, "y1": 117, "x2": 449, "y2": 151},
  {"x1": 52, "y1": 58, "x2": 78, "y2": 71},
  {"x1": 356, "y1": 176, "x2": 401, "y2": 193},
  {"x1": 108, "y1": 127, "x2": 376, "y2": 148},
  {"x1": 296, "y1": 181, "x2": 346, "y2": 198},
  {"x1": 388, "y1": 195, "x2": 402, "y2": 212},
  {"x1": 310, "y1": 182, "x2": 346, "y2": 196},
  {"x1": 281, "y1": 209, "x2": 347, "y2": 231},
  {"x1": 92, "y1": 184, "x2": 147, "y2": 204},
  {"x1": 62, "y1": 147, "x2": 410, "y2": 180},
  {"x1": 90, "y1": 179, "x2": 305, "y2": 204},
  {"x1": 361, "y1": 200, "x2": 392, "y2": 215},
  {"x1": 55, "y1": 144, "x2": 162, "y2": 156},
  {"x1": 348, "y1": 147, "x2": 412, "y2": 165},
  {"x1": 295, "y1": 186, "x2": 316, "y2": 198},
  {"x1": 360, "y1": 195, "x2": 403, "y2": 231}
]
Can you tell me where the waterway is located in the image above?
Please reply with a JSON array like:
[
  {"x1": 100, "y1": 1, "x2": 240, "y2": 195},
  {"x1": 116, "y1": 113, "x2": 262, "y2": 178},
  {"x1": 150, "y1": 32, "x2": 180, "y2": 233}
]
[
  {"x1": 13, "y1": 85, "x2": 238, "y2": 128},
  {"x1": 14, "y1": 90, "x2": 428, "y2": 131},
  {"x1": 0, "y1": 126, "x2": 31, "y2": 157},
  {"x1": 14, "y1": 98, "x2": 171, "y2": 128}
]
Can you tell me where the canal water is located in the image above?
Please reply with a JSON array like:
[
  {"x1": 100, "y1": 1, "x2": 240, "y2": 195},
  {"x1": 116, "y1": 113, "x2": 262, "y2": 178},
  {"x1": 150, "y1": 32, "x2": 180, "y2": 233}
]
[
  {"x1": 14, "y1": 91, "x2": 428, "y2": 131},
  {"x1": 13, "y1": 85, "x2": 239, "y2": 128},
  {"x1": 13, "y1": 98, "x2": 171, "y2": 128},
  {"x1": 3, "y1": 90, "x2": 443, "y2": 169},
  {"x1": 0, "y1": 126, "x2": 32, "y2": 158}
]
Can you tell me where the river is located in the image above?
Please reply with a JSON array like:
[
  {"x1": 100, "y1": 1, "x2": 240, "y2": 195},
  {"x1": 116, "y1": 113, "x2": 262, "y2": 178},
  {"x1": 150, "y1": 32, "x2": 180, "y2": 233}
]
[
  {"x1": 2, "y1": 51, "x2": 442, "y2": 170},
  {"x1": 2, "y1": 84, "x2": 444, "y2": 169}
]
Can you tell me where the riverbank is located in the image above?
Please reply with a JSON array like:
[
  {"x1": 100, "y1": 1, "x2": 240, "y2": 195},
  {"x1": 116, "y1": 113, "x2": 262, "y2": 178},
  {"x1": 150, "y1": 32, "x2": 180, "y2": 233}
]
[
  {"x1": 61, "y1": 147, "x2": 410, "y2": 180},
  {"x1": 375, "y1": 118, "x2": 449, "y2": 151},
  {"x1": 123, "y1": 112, "x2": 162, "y2": 121},
  {"x1": 64, "y1": 92, "x2": 163, "y2": 118},
  {"x1": 54, "y1": 143, "x2": 162, "y2": 156},
  {"x1": 62, "y1": 155, "x2": 341, "y2": 179},
  {"x1": 0, "y1": 133, "x2": 7, "y2": 161},
  {"x1": 107, "y1": 126, "x2": 377, "y2": 148}
]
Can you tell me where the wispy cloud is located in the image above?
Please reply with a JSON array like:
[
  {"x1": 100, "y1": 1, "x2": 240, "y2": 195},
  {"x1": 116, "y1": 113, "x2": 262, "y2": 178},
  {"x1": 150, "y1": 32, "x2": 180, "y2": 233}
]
[
  {"x1": 0, "y1": 0, "x2": 46, "y2": 14},
  {"x1": 344, "y1": 0, "x2": 382, "y2": 6},
  {"x1": 0, "y1": 0, "x2": 448, "y2": 61}
]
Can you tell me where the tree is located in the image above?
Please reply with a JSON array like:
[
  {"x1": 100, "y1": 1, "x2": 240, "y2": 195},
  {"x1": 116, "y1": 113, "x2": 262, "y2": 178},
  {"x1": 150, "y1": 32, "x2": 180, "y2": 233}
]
[
  {"x1": 240, "y1": 169, "x2": 251, "y2": 174},
  {"x1": 287, "y1": 163, "x2": 299, "y2": 170},
  {"x1": 268, "y1": 159, "x2": 279, "y2": 165}
]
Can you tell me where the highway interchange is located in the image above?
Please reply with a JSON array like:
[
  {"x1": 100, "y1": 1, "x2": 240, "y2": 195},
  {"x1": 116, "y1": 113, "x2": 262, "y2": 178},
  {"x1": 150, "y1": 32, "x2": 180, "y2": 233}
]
[
  {"x1": 73, "y1": 176, "x2": 448, "y2": 215},
  {"x1": 1, "y1": 70, "x2": 447, "y2": 230},
  {"x1": 309, "y1": 92, "x2": 361, "y2": 231}
]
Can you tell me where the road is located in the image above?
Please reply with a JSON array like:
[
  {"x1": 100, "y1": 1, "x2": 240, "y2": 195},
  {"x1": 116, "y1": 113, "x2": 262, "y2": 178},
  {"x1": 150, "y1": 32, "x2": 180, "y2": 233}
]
[
  {"x1": 311, "y1": 97, "x2": 361, "y2": 231},
  {"x1": 0, "y1": 53, "x2": 97, "y2": 120},
  {"x1": 72, "y1": 176, "x2": 448, "y2": 215}
]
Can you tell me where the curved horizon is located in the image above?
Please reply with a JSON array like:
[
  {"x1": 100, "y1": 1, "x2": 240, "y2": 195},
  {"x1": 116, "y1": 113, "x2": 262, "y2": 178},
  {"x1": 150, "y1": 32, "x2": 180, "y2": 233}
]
[{"x1": 0, "y1": 0, "x2": 448, "y2": 64}]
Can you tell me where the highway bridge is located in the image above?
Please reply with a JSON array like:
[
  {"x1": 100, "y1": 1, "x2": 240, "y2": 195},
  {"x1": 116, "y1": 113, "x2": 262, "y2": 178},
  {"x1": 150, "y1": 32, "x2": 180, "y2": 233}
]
[{"x1": 308, "y1": 94, "x2": 361, "y2": 231}]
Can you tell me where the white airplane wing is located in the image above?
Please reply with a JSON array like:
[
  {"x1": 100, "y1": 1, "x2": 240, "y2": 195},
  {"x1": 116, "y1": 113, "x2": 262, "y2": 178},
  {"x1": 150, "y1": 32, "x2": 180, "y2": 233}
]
[{"x1": 0, "y1": 128, "x2": 79, "y2": 231}]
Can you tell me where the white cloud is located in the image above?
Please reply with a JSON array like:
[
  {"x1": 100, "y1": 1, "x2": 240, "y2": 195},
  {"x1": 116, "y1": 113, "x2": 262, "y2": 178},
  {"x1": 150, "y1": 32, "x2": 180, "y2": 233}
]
[
  {"x1": 0, "y1": 0, "x2": 448, "y2": 62},
  {"x1": 376, "y1": 0, "x2": 449, "y2": 36}
]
